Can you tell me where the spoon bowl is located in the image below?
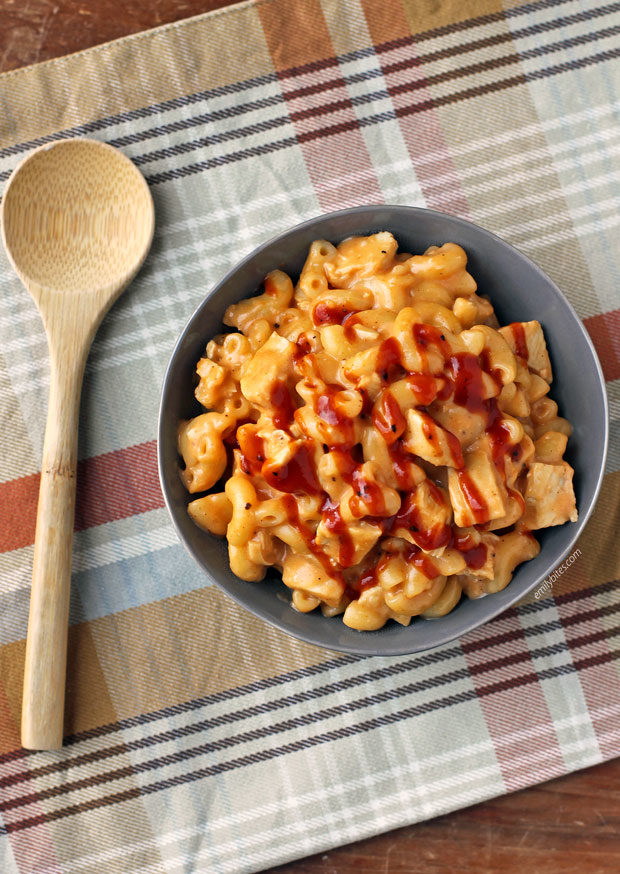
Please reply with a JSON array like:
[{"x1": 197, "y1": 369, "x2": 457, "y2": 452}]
[
  {"x1": 1, "y1": 138, "x2": 154, "y2": 749},
  {"x1": 2, "y1": 137, "x2": 153, "y2": 298}
]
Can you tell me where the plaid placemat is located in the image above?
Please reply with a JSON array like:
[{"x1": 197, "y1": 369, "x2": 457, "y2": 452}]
[{"x1": 1, "y1": 0, "x2": 619, "y2": 871}]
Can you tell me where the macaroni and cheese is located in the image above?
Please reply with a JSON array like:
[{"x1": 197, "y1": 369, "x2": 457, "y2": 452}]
[{"x1": 178, "y1": 234, "x2": 577, "y2": 631}]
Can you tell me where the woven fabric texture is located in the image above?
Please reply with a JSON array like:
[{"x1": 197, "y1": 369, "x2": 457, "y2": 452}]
[{"x1": 0, "y1": 0, "x2": 619, "y2": 871}]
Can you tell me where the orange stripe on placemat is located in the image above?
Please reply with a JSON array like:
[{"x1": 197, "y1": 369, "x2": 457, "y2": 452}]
[
  {"x1": 399, "y1": 0, "x2": 505, "y2": 36},
  {"x1": 0, "y1": 440, "x2": 163, "y2": 554},
  {"x1": 584, "y1": 308, "x2": 620, "y2": 383},
  {"x1": 0, "y1": 678, "x2": 20, "y2": 758},
  {"x1": 360, "y1": 0, "x2": 411, "y2": 46},
  {"x1": 362, "y1": 0, "x2": 472, "y2": 218},
  {"x1": 258, "y1": 0, "x2": 383, "y2": 212},
  {"x1": 0, "y1": 475, "x2": 40, "y2": 554},
  {"x1": 258, "y1": 0, "x2": 330, "y2": 71}
]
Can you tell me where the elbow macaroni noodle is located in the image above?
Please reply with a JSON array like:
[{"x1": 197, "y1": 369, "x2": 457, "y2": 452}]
[{"x1": 178, "y1": 234, "x2": 578, "y2": 631}]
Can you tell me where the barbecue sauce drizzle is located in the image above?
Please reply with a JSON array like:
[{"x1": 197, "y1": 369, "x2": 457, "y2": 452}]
[{"x1": 236, "y1": 316, "x2": 523, "y2": 599}]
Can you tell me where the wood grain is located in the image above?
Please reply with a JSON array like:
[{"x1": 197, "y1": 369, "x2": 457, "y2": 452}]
[
  {"x1": 0, "y1": 0, "x2": 618, "y2": 864},
  {"x1": 0, "y1": 0, "x2": 233, "y2": 71},
  {"x1": 1, "y1": 139, "x2": 154, "y2": 748}
]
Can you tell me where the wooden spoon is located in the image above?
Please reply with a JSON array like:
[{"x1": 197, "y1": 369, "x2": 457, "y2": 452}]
[{"x1": 1, "y1": 138, "x2": 155, "y2": 750}]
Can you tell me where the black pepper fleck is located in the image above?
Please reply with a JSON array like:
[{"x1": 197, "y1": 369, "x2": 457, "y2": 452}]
[
  {"x1": 391, "y1": 424, "x2": 396, "y2": 432},
  {"x1": 244, "y1": 502, "x2": 251, "y2": 510}
]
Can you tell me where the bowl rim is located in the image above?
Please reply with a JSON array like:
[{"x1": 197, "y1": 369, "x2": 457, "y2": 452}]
[{"x1": 157, "y1": 204, "x2": 609, "y2": 656}]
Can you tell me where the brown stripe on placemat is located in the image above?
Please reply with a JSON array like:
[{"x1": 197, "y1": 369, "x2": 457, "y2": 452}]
[
  {"x1": 87, "y1": 587, "x2": 344, "y2": 725},
  {"x1": 64, "y1": 623, "x2": 119, "y2": 736},
  {"x1": 259, "y1": 0, "x2": 336, "y2": 70},
  {"x1": 0, "y1": 649, "x2": 21, "y2": 757},
  {"x1": 125, "y1": 17, "x2": 620, "y2": 174},
  {"x1": 362, "y1": 0, "x2": 566, "y2": 47},
  {"x1": 1, "y1": 5, "x2": 616, "y2": 186},
  {"x1": 259, "y1": 0, "x2": 383, "y2": 211},
  {"x1": 2, "y1": 585, "x2": 618, "y2": 810},
  {"x1": 0, "y1": 622, "x2": 117, "y2": 741},
  {"x1": 360, "y1": 0, "x2": 415, "y2": 45},
  {"x1": 462, "y1": 612, "x2": 566, "y2": 790},
  {"x1": 399, "y1": 0, "x2": 505, "y2": 35},
  {"x1": 4, "y1": 613, "x2": 620, "y2": 818},
  {"x1": 410, "y1": 0, "x2": 577, "y2": 42},
  {"x1": 144, "y1": 43, "x2": 620, "y2": 186},
  {"x1": 565, "y1": 473, "x2": 620, "y2": 596},
  {"x1": 363, "y1": 0, "x2": 471, "y2": 216},
  {"x1": 6, "y1": 641, "x2": 620, "y2": 835},
  {"x1": 0, "y1": 639, "x2": 25, "y2": 753},
  {"x1": 0, "y1": 0, "x2": 589, "y2": 157}
]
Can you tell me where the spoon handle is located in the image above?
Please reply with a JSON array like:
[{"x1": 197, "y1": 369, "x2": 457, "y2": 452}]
[{"x1": 21, "y1": 345, "x2": 87, "y2": 750}]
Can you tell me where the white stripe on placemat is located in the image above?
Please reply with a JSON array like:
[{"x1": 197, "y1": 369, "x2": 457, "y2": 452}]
[
  {"x1": 0, "y1": 521, "x2": 178, "y2": 595},
  {"x1": 34, "y1": 704, "x2": 620, "y2": 874}
]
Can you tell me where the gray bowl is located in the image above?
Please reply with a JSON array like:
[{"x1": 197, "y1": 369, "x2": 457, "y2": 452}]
[{"x1": 158, "y1": 205, "x2": 608, "y2": 656}]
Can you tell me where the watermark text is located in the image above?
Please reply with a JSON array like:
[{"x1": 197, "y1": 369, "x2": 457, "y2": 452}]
[{"x1": 534, "y1": 548, "x2": 582, "y2": 599}]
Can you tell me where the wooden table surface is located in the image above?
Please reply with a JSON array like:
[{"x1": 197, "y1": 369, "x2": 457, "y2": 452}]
[{"x1": 1, "y1": 1, "x2": 619, "y2": 871}]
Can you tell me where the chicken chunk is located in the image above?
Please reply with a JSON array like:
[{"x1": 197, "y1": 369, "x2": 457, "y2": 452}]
[
  {"x1": 499, "y1": 320, "x2": 552, "y2": 382},
  {"x1": 403, "y1": 409, "x2": 464, "y2": 468},
  {"x1": 448, "y1": 449, "x2": 507, "y2": 527},
  {"x1": 522, "y1": 461, "x2": 578, "y2": 529}
]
